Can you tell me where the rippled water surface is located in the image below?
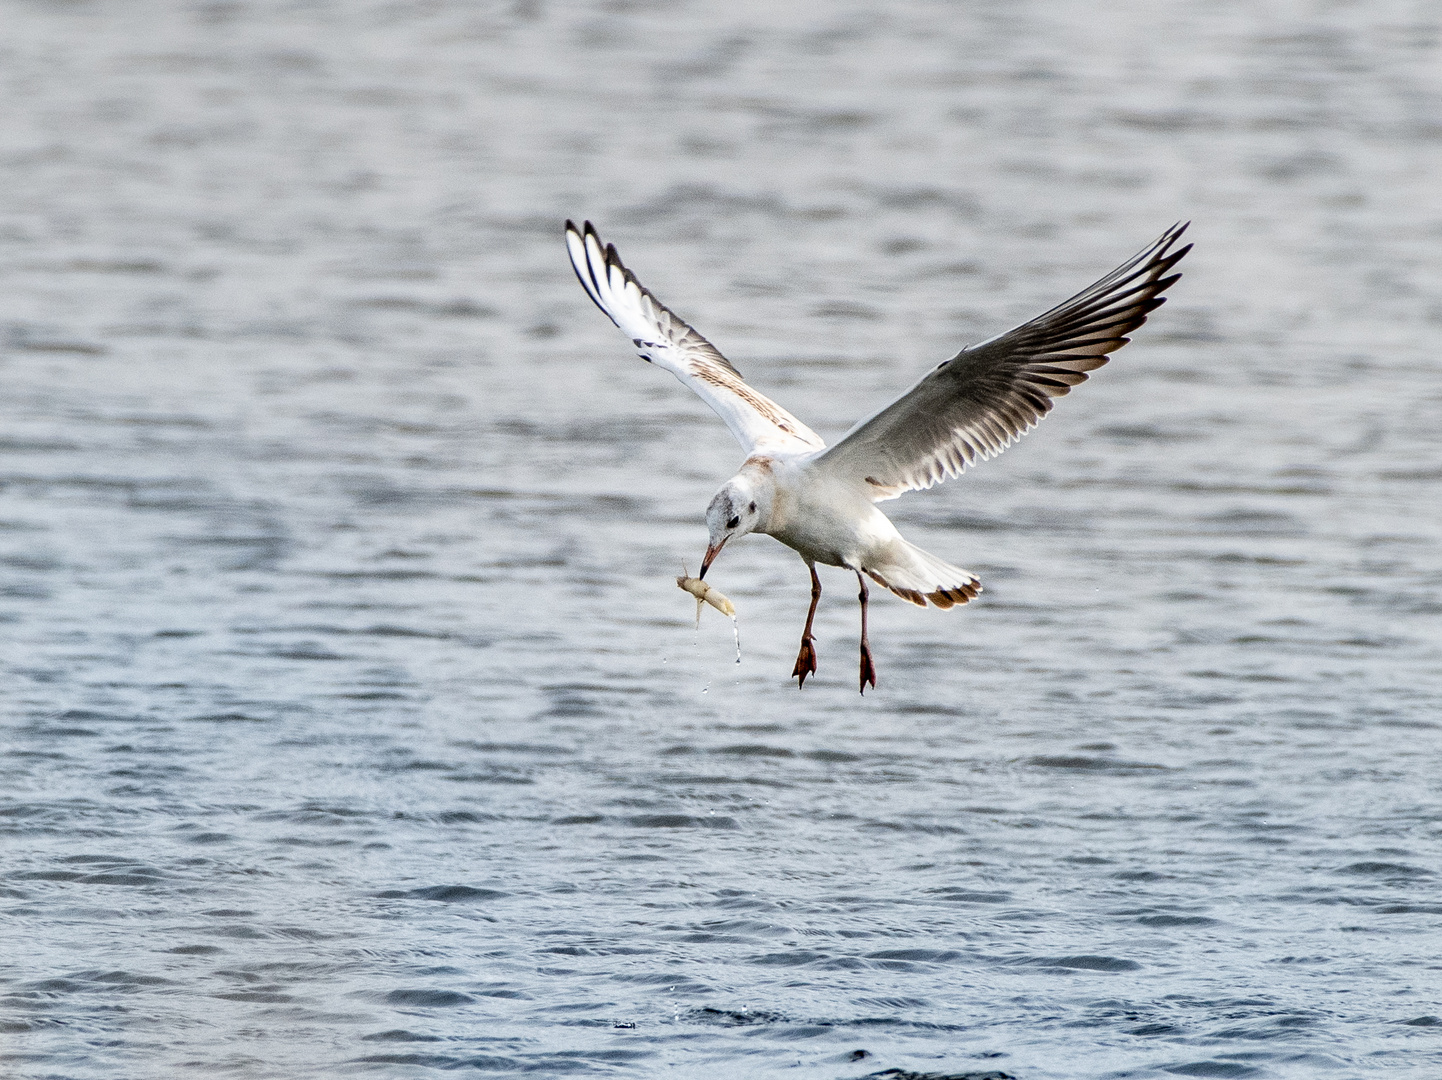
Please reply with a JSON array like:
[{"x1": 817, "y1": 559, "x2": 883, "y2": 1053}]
[{"x1": 3, "y1": 2, "x2": 1442, "y2": 1078}]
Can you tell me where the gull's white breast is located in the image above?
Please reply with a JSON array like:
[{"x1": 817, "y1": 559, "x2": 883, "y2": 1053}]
[{"x1": 763, "y1": 454, "x2": 902, "y2": 570}]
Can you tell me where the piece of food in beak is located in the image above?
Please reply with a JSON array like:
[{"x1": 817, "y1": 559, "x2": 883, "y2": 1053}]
[{"x1": 677, "y1": 575, "x2": 735, "y2": 618}]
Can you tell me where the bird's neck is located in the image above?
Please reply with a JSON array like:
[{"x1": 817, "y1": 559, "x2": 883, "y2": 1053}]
[{"x1": 736, "y1": 457, "x2": 781, "y2": 534}]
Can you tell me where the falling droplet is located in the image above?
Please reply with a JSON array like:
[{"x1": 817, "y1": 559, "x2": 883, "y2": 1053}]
[{"x1": 732, "y1": 615, "x2": 741, "y2": 664}]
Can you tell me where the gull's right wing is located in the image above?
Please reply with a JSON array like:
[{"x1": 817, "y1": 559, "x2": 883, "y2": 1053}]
[
  {"x1": 566, "y1": 220, "x2": 825, "y2": 456},
  {"x1": 813, "y1": 224, "x2": 1191, "y2": 499}
]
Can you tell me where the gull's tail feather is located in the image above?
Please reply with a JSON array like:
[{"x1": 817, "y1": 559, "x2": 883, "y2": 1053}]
[{"x1": 864, "y1": 541, "x2": 981, "y2": 610}]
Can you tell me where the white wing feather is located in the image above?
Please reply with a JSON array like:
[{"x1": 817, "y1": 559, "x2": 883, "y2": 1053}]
[{"x1": 566, "y1": 221, "x2": 824, "y2": 455}]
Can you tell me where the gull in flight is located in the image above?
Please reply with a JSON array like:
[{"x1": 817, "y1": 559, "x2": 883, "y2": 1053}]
[{"x1": 566, "y1": 220, "x2": 1190, "y2": 692}]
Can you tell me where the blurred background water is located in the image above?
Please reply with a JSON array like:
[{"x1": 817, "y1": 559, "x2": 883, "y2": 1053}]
[{"x1": 2, "y1": 1, "x2": 1441, "y2": 1078}]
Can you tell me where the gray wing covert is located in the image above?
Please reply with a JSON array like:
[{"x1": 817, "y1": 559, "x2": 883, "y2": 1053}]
[{"x1": 815, "y1": 224, "x2": 1191, "y2": 499}]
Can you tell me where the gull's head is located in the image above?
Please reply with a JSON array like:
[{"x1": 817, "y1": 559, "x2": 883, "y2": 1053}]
[{"x1": 701, "y1": 475, "x2": 767, "y2": 579}]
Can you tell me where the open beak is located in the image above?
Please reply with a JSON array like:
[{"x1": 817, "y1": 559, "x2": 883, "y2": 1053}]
[{"x1": 699, "y1": 538, "x2": 726, "y2": 579}]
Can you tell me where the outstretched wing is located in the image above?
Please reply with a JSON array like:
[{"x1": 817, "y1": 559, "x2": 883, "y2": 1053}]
[
  {"x1": 813, "y1": 223, "x2": 1191, "y2": 500},
  {"x1": 566, "y1": 220, "x2": 824, "y2": 455}
]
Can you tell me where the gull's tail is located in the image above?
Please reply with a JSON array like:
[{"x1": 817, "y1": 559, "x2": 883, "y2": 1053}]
[{"x1": 864, "y1": 540, "x2": 981, "y2": 609}]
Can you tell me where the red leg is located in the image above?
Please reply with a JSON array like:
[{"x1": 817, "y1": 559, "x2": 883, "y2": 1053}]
[
  {"x1": 857, "y1": 571, "x2": 877, "y2": 694},
  {"x1": 792, "y1": 564, "x2": 821, "y2": 687}
]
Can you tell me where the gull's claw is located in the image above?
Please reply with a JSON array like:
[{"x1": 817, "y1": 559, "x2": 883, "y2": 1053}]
[
  {"x1": 792, "y1": 636, "x2": 818, "y2": 688},
  {"x1": 859, "y1": 640, "x2": 877, "y2": 695}
]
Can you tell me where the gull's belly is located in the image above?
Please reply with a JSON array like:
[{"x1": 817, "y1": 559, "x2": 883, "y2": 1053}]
[{"x1": 765, "y1": 481, "x2": 900, "y2": 569}]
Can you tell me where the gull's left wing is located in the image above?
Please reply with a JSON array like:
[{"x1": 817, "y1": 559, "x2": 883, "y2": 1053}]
[
  {"x1": 813, "y1": 223, "x2": 1191, "y2": 500},
  {"x1": 566, "y1": 220, "x2": 824, "y2": 455}
]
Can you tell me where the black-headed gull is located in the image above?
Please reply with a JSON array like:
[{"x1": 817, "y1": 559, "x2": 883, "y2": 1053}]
[{"x1": 566, "y1": 220, "x2": 1190, "y2": 692}]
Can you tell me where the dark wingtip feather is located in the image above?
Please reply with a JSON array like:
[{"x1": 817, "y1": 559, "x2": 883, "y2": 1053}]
[
  {"x1": 1159, "y1": 222, "x2": 1190, "y2": 250},
  {"x1": 566, "y1": 219, "x2": 618, "y2": 326},
  {"x1": 1156, "y1": 247, "x2": 1191, "y2": 277}
]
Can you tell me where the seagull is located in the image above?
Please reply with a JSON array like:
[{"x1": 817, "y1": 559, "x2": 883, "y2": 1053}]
[{"x1": 566, "y1": 220, "x2": 1190, "y2": 692}]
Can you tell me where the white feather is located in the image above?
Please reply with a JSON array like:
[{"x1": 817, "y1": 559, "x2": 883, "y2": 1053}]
[{"x1": 566, "y1": 221, "x2": 825, "y2": 455}]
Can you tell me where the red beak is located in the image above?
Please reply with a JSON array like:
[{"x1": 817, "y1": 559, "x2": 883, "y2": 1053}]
[{"x1": 699, "y1": 538, "x2": 726, "y2": 579}]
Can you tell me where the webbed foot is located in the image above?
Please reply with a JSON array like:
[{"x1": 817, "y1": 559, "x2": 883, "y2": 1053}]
[
  {"x1": 792, "y1": 636, "x2": 818, "y2": 688},
  {"x1": 858, "y1": 640, "x2": 877, "y2": 694}
]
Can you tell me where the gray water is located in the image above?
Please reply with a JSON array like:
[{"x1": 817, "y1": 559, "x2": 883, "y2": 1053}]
[{"x1": 3, "y1": 2, "x2": 1442, "y2": 1078}]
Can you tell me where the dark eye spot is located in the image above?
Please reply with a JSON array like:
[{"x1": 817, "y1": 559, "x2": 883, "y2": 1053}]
[
  {"x1": 726, "y1": 516, "x2": 740, "y2": 529},
  {"x1": 749, "y1": 502, "x2": 756, "y2": 512}
]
